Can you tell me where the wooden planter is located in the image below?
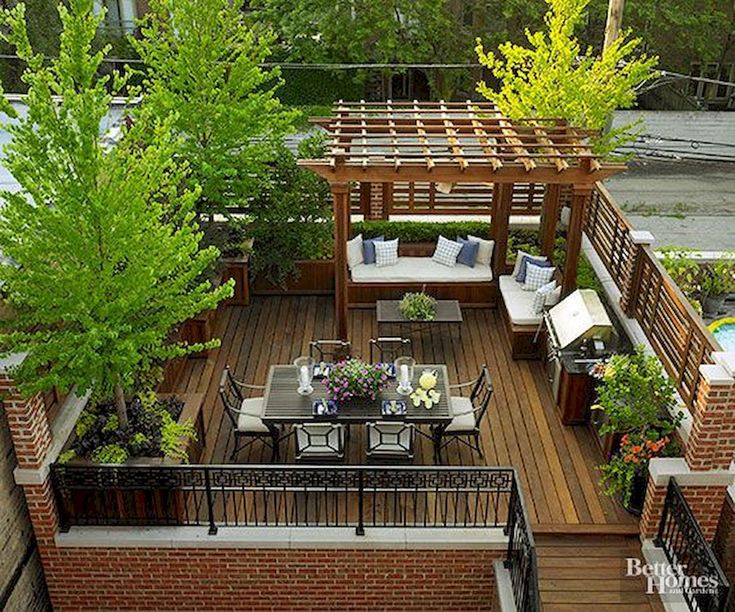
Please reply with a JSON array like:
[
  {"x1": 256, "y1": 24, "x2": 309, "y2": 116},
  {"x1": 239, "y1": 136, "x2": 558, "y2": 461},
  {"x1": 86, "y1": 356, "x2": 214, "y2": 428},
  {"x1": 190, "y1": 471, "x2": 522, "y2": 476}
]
[
  {"x1": 180, "y1": 306, "x2": 218, "y2": 359},
  {"x1": 221, "y1": 256, "x2": 250, "y2": 306},
  {"x1": 56, "y1": 393, "x2": 205, "y2": 528},
  {"x1": 252, "y1": 259, "x2": 335, "y2": 295}
]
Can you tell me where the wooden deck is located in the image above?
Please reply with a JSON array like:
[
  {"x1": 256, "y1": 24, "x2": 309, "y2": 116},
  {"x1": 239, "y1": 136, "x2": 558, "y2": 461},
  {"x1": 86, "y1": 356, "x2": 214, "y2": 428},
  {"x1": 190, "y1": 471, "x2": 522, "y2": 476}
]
[{"x1": 169, "y1": 296, "x2": 636, "y2": 531}]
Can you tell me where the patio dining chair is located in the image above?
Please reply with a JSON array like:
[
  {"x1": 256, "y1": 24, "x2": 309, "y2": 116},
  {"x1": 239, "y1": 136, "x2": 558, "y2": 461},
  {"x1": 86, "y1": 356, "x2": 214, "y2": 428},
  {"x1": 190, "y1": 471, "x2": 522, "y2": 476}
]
[
  {"x1": 294, "y1": 423, "x2": 346, "y2": 462},
  {"x1": 368, "y1": 337, "x2": 412, "y2": 364},
  {"x1": 366, "y1": 422, "x2": 415, "y2": 462},
  {"x1": 432, "y1": 365, "x2": 493, "y2": 463},
  {"x1": 309, "y1": 340, "x2": 352, "y2": 363},
  {"x1": 219, "y1": 366, "x2": 280, "y2": 462}
]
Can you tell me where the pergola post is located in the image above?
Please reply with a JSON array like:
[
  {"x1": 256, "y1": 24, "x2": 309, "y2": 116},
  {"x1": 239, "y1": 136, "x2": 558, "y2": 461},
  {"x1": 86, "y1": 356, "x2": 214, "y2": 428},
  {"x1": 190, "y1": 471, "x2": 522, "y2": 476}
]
[
  {"x1": 539, "y1": 184, "x2": 562, "y2": 259},
  {"x1": 562, "y1": 185, "x2": 592, "y2": 296},
  {"x1": 491, "y1": 183, "x2": 512, "y2": 278},
  {"x1": 331, "y1": 182, "x2": 350, "y2": 340}
]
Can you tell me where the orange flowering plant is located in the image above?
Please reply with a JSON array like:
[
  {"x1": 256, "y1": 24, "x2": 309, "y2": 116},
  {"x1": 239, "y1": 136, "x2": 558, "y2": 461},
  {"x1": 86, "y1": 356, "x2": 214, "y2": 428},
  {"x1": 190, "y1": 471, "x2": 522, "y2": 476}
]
[{"x1": 600, "y1": 430, "x2": 679, "y2": 505}]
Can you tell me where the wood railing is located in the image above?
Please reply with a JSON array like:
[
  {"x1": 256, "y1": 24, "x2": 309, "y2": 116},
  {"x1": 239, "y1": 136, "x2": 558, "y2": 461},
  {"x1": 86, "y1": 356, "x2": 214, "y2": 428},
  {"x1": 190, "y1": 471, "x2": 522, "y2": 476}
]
[{"x1": 585, "y1": 184, "x2": 721, "y2": 411}]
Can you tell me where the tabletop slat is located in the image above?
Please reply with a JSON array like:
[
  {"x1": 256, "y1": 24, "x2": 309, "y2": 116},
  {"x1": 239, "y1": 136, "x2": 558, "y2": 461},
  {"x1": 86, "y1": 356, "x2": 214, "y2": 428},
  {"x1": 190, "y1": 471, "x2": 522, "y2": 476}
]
[{"x1": 262, "y1": 364, "x2": 453, "y2": 424}]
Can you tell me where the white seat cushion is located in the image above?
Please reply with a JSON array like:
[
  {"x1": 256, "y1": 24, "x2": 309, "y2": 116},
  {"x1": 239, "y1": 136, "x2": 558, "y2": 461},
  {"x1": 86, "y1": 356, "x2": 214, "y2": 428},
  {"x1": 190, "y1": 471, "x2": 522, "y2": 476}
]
[
  {"x1": 351, "y1": 257, "x2": 493, "y2": 284},
  {"x1": 368, "y1": 422, "x2": 413, "y2": 454},
  {"x1": 499, "y1": 275, "x2": 542, "y2": 326},
  {"x1": 445, "y1": 396, "x2": 476, "y2": 432},
  {"x1": 236, "y1": 398, "x2": 269, "y2": 434}
]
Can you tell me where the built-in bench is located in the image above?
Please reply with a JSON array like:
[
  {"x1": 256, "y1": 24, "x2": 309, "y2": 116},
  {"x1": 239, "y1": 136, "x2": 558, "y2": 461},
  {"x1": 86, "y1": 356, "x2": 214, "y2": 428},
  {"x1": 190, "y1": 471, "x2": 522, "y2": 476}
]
[
  {"x1": 348, "y1": 241, "x2": 497, "y2": 307},
  {"x1": 498, "y1": 274, "x2": 560, "y2": 359}
]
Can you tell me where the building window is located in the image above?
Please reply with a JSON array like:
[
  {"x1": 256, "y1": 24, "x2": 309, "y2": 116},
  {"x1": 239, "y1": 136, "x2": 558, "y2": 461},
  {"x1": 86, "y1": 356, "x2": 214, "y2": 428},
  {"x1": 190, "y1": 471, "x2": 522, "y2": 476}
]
[{"x1": 95, "y1": 0, "x2": 138, "y2": 34}]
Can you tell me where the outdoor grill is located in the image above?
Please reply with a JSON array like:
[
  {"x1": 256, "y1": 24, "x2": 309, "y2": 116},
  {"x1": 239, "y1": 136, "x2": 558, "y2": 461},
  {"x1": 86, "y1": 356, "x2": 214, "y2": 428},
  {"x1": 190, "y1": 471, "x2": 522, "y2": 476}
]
[{"x1": 544, "y1": 289, "x2": 615, "y2": 402}]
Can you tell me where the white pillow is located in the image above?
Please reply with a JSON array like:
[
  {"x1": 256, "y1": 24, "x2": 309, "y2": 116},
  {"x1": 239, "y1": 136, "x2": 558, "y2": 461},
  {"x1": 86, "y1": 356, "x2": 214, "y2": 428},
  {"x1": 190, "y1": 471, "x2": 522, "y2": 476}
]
[
  {"x1": 533, "y1": 281, "x2": 558, "y2": 314},
  {"x1": 523, "y1": 263, "x2": 555, "y2": 291},
  {"x1": 467, "y1": 235, "x2": 495, "y2": 266},
  {"x1": 347, "y1": 234, "x2": 364, "y2": 269},
  {"x1": 547, "y1": 286, "x2": 562, "y2": 307},
  {"x1": 512, "y1": 250, "x2": 547, "y2": 278},
  {"x1": 432, "y1": 235, "x2": 462, "y2": 267},
  {"x1": 375, "y1": 239, "x2": 399, "y2": 268}
]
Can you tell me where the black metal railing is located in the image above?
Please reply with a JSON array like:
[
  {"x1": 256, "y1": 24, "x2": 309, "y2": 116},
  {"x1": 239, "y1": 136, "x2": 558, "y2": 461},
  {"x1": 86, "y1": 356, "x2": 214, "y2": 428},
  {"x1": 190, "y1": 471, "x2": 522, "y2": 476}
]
[
  {"x1": 505, "y1": 476, "x2": 540, "y2": 612},
  {"x1": 655, "y1": 478, "x2": 730, "y2": 612},
  {"x1": 51, "y1": 463, "x2": 520, "y2": 535}
]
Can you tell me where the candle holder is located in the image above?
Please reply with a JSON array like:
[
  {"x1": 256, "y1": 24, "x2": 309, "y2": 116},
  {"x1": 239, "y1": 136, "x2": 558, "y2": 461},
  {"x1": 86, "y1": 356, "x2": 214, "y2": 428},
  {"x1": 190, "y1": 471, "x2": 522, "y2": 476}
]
[
  {"x1": 394, "y1": 356, "x2": 416, "y2": 396},
  {"x1": 294, "y1": 356, "x2": 315, "y2": 396}
]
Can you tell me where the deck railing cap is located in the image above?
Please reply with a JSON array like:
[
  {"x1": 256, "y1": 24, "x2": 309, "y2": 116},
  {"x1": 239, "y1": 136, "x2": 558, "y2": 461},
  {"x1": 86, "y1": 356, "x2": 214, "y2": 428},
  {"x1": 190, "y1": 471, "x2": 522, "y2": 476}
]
[
  {"x1": 712, "y1": 352, "x2": 735, "y2": 380},
  {"x1": 629, "y1": 229, "x2": 655, "y2": 245}
]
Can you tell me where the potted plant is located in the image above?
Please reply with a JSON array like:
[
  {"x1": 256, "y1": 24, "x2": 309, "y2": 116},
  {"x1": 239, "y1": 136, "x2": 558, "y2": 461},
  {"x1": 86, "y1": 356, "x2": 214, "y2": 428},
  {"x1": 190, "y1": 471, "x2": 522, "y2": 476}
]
[
  {"x1": 399, "y1": 291, "x2": 437, "y2": 321},
  {"x1": 700, "y1": 258, "x2": 735, "y2": 317},
  {"x1": 323, "y1": 358, "x2": 389, "y2": 403},
  {"x1": 600, "y1": 431, "x2": 678, "y2": 515}
]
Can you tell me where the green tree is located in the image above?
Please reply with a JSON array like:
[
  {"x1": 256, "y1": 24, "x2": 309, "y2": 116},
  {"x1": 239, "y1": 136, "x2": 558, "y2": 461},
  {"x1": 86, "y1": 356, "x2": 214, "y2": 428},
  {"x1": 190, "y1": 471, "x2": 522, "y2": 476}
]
[
  {"x1": 130, "y1": 0, "x2": 296, "y2": 221},
  {"x1": 0, "y1": 0, "x2": 232, "y2": 428},
  {"x1": 476, "y1": 0, "x2": 658, "y2": 155}
]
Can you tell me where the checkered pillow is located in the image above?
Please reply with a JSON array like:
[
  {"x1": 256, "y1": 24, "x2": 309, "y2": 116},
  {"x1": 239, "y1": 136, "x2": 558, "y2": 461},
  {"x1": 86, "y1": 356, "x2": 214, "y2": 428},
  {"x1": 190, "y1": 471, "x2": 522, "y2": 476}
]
[
  {"x1": 533, "y1": 281, "x2": 558, "y2": 313},
  {"x1": 523, "y1": 263, "x2": 555, "y2": 291},
  {"x1": 375, "y1": 239, "x2": 399, "y2": 268},
  {"x1": 432, "y1": 235, "x2": 462, "y2": 267}
]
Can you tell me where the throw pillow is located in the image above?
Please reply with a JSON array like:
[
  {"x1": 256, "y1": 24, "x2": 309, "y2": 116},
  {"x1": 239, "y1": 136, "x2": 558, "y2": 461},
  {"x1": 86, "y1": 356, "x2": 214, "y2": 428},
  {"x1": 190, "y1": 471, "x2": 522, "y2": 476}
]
[
  {"x1": 523, "y1": 263, "x2": 556, "y2": 291},
  {"x1": 516, "y1": 255, "x2": 552, "y2": 283},
  {"x1": 533, "y1": 281, "x2": 558, "y2": 314},
  {"x1": 432, "y1": 235, "x2": 462, "y2": 267},
  {"x1": 375, "y1": 239, "x2": 399, "y2": 268},
  {"x1": 455, "y1": 237, "x2": 479, "y2": 268},
  {"x1": 467, "y1": 234, "x2": 495, "y2": 266},
  {"x1": 512, "y1": 250, "x2": 547, "y2": 278},
  {"x1": 347, "y1": 234, "x2": 364, "y2": 269},
  {"x1": 362, "y1": 235, "x2": 384, "y2": 265}
]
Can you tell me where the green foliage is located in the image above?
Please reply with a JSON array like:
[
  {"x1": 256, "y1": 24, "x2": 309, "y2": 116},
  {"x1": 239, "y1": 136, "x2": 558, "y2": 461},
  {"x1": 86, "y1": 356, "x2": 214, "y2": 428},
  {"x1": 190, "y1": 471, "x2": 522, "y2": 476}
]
[
  {"x1": 353, "y1": 220, "x2": 497, "y2": 243},
  {"x1": 0, "y1": 0, "x2": 233, "y2": 419},
  {"x1": 399, "y1": 292, "x2": 437, "y2": 322},
  {"x1": 91, "y1": 443, "x2": 129, "y2": 464},
  {"x1": 159, "y1": 411, "x2": 197, "y2": 463},
  {"x1": 660, "y1": 247, "x2": 735, "y2": 309},
  {"x1": 75, "y1": 409, "x2": 97, "y2": 439},
  {"x1": 57, "y1": 449, "x2": 77, "y2": 465},
  {"x1": 245, "y1": 141, "x2": 332, "y2": 285},
  {"x1": 131, "y1": 0, "x2": 297, "y2": 219},
  {"x1": 592, "y1": 346, "x2": 680, "y2": 435},
  {"x1": 279, "y1": 69, "x2": 363, "y2": 107},
  {"x1": 476, "y1": 0, "x2": 657, "y2": 156}
]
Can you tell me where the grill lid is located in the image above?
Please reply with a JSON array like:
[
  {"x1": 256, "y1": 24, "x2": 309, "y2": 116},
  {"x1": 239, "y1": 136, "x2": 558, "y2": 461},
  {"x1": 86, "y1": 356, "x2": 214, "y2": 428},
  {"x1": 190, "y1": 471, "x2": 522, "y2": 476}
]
[{"x1": 547, "y1": 289, "x2": 613, "y2": 350}]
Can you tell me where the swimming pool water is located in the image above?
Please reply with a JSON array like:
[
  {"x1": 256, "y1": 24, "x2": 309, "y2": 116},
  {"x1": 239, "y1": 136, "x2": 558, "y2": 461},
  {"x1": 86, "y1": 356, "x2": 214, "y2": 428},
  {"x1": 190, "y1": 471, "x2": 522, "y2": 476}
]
[{"x1": 713, "y1": 323, "x2": 735, "y2": 352}]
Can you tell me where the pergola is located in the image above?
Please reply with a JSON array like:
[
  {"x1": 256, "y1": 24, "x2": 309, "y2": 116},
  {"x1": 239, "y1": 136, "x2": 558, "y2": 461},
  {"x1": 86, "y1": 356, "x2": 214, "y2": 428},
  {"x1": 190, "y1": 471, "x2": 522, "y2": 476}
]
[{"x1": 300, "y1": 101, "x2": 628, "y2": 339}]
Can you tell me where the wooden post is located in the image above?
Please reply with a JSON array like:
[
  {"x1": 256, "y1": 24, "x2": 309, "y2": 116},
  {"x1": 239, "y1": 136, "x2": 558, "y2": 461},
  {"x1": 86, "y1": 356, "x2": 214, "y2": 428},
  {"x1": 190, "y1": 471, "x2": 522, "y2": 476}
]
[
  {"x1": 603, "y1": 0, "x2": 625, "y2": 51},
  {"x1": 620, "y1": 230, "x2": 655, "y2": 317},
  {"x1": 359, "y1": 182, "x2": 371, "y2": 216},
  {"x1": 539, "y1": 184, "x2": 562, "y2": 260},
  {"x1": 332, "y1": 182, "x2": 350, "y2": 340},
  {"x1": 491, "y1": 183, "x2": 512, "y2": 278},
  {"x1": 562, "y1": 186, "x2": 592, "y2": 297}
]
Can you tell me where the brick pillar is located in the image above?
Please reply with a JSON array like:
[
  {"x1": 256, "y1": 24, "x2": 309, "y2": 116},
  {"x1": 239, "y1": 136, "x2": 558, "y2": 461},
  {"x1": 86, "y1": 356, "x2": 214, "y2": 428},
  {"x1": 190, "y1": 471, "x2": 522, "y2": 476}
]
[
  {"x1": 0, "y1": 369, "x2": 52, "y2": 470},
  {"x1": 640, "y1": 354, "x2": 735, "y2": 543}
]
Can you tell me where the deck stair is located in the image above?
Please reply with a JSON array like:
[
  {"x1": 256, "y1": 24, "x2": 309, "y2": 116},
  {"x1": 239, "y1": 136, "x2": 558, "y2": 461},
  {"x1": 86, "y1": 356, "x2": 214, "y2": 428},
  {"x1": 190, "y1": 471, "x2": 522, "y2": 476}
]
[{"x1": 536, "y1": 534, "x2": 665, "y2": 611}]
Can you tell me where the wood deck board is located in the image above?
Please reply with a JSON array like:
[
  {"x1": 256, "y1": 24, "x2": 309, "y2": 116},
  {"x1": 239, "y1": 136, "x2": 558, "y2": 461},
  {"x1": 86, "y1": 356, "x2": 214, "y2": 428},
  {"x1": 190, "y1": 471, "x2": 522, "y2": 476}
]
[{"x1": 171, "y1": 296, "x2": 636, "y2": 531}]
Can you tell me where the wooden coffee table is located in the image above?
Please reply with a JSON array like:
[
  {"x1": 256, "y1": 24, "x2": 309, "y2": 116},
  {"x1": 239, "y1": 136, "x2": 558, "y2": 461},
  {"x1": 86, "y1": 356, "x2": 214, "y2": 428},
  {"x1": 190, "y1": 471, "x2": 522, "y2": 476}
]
[{"x1": 376, "y1": 300, "x2": 463, "y2": 337}]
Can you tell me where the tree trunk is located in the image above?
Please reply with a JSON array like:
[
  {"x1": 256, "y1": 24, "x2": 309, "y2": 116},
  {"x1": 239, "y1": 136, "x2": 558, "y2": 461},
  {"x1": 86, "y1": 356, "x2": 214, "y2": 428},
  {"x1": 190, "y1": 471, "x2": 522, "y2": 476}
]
[{"x1": 114, "y1": 384, "x2": 129, "y2": 429}]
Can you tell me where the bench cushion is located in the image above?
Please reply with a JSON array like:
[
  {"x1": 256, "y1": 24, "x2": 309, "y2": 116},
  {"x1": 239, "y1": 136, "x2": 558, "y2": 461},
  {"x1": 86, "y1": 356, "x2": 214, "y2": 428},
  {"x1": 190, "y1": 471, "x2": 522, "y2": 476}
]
[
  {"x1": 499, "y1": 275, "x2": 542, "y2": 326},
  {"x1": 351, "y1": 257, "x2": 493, "y2": 284}
]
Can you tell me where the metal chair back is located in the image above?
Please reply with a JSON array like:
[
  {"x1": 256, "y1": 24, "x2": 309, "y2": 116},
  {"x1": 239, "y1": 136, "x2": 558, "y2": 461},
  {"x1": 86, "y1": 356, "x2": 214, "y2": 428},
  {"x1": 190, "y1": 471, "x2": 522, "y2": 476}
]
[
  {"x1": 219, "y1": 366, "x2": 243, "y2": 431},
  {"x1": 309, "y1": 340, "x2": 352, "y2": 363},
  {"x1": 367, "y1": 422, "x2": 415, "y2": 459},
  {"x1": 295, "y1": 423, "x2": 345, "y2": 459},
  {"x1": 369, "y1": 337, "x2": 412, "y2": 363},
  {"x1": 470, "y1": 364, "x2": 494, "y2": 425}
]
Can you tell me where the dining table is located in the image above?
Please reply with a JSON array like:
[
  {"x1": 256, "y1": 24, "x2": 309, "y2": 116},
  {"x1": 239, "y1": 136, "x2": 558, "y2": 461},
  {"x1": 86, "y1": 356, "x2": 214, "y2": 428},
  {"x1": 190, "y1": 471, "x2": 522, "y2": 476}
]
[{"x1": 261, "y1": 363, "x2": 454, "y2": 427}]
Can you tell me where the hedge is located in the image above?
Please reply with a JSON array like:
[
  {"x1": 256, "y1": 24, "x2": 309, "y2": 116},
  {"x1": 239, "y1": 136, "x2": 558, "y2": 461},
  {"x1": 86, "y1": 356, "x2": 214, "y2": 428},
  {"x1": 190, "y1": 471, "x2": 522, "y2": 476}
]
[{"x1": 279, "y1": 68, "x2": 364, "y2": 106}]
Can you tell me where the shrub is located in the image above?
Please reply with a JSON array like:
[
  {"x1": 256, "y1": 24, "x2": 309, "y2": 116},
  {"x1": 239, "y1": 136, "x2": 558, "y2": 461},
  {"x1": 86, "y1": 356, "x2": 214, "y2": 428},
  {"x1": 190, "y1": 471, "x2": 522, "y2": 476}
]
[{"x1": 399, "y1": 292, "x2": 437, "y2": 321}]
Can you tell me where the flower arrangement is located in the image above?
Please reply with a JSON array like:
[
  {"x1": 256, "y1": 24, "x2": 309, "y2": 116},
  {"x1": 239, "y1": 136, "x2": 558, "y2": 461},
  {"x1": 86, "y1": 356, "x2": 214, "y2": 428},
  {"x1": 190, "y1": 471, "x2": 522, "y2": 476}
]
[
  {"x1": 323, "y1": 358, "x2": 388, "y2": 402},
  {"x1": 600, "y1": 431, "x2": 677, "y2": 506},
  {"x1": 399, "y1": 291, "x2": 437, "y2": 321}
]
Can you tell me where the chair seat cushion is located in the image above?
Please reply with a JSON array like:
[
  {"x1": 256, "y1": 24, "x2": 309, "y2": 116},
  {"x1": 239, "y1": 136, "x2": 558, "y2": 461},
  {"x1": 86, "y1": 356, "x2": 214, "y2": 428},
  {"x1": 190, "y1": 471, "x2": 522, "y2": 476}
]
[
  {"x1": 237, "y1": 412, "x2": 269, "y2": 434},
  {"x1": 447, "y1": 397, "x2": 476, "y2": 432},
  {"x1": 351, "y1": 257, "x2": 493, "y2": 284}
]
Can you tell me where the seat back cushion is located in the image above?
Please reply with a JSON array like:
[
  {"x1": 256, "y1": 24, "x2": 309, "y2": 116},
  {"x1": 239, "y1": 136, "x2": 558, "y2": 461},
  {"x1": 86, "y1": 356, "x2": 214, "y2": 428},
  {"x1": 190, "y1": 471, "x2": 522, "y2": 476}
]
[
  {"x1": 432, "y1": 235, "x2": 463, "y2": 267},
  {"x1": 347, "y1": 234, "x2": 364, "y2": 269},
  {"x1": 467, "y1": 235, "x2": 495, "y2": 267},
  {"x1": 375, "y1": 238, "x2": 399, "y2": 267},
  {"x1": 456, "y1": 237, "x2": 479, "y2": 268},
  {"x1": 512, "y1": 250, "x2": 547, "y2": 279},
  {"x1": 523, "y1": 263, "x2": 556, "y2": 291},
  {"x1": 363, "y1": 236, "x2": 384, "y2": 264},
  {"x1": 516, "y1": 255, "x2": 551, "y2": 283}
]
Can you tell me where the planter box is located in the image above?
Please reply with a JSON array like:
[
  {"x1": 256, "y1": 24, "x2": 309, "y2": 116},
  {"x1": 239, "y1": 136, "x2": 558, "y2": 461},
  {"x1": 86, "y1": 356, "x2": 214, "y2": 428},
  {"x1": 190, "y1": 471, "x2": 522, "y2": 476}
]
[
  {"x1": 55, "y1": 393, "x2": 205, "y2": 528},
  {"x1": 180, "y1": 306, "x2": 218, "y2": 358},
  {"x1": 221, "y1": 256, "x2": 250, "y2": 306},
  {"x1": 253, "y1": 259, "x2": 335, "y2": 295}
]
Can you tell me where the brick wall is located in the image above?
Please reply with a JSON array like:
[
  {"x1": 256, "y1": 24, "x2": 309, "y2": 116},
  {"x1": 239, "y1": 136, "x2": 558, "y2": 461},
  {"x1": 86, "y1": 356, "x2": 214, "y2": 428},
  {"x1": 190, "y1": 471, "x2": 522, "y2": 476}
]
[
  {"x1": 40, "y1": 546, "x2": 501, "y2": 611},
  {"x1": 685, "y1": 374, "x2": 735, "y2": 471}
]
